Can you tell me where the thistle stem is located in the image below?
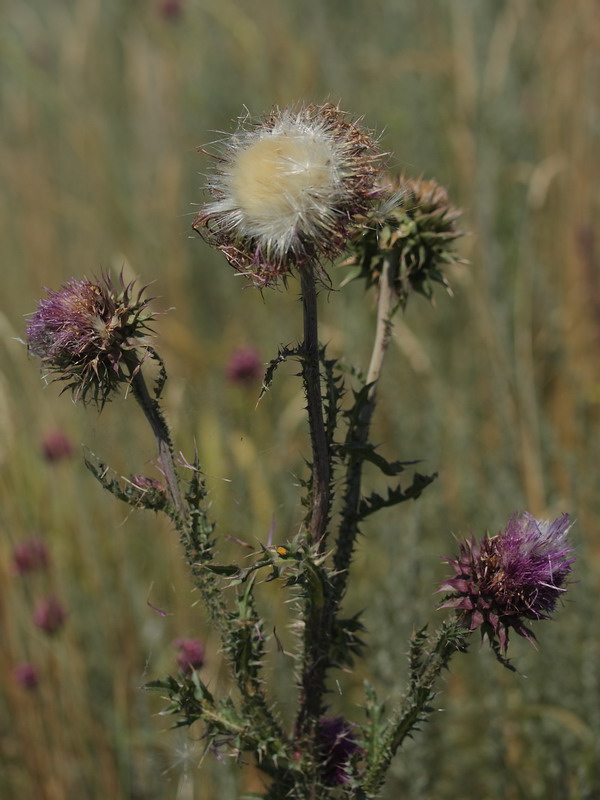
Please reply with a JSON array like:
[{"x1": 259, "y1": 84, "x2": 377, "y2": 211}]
[
  {"x1": 292, "y1": 268, "x2": 333, "y2": 766},
  {"x1": 365, "y1": 251, "x2": 400, "y2": 398},
  {"x1": 361, "y1": 621, "x2": 468, "y2": 798},
  {"x1": 300, "y1": 268, "x2": 331, "y2": 546},
  {"x1": 129, "y1": 367, "x2": 187, "y2": 521},
  {"x1": 334, "y1": 251, "x2": 399, "y2": 600},
  {"x1": 129, "y1": 364, "x2": 290, "y2": 764}
]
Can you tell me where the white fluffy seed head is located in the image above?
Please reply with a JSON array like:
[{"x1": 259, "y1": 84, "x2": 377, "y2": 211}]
[{"x1": 194, "y1": 104, "x2": 382, "y2": 285}]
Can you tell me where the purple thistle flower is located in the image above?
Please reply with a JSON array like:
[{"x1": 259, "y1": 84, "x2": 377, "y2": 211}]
[
  {"x1": 439, "y1": 512, "x2": 574, "y2": 651},
  {"x1": 226, "y1": 346, "x2": 263, "y2": 385},
  {"x1": 173, "y1": 638, "x2": 205, "y2": 675},
  {"x1": 41, "y1": 429, "x2": 75, "y2": 462},
  {"x1": 317, "y1": 716, "x2": 363, "y2": 786},
  {"x1": 33, "y1": 595, "x2": 67, "y2": 635},
  {"x1": 12, "y1": 537, "x2": 50, "y2": 575},
  {"x1": 13, "y1": 662, "x2": 39, "y2": 690},
  {"x1": 157, "y1": 0, "x2": 184, "y2": 20},
  {"x1": 27, "y1": 274, "x2": 155, "y2": 408}
]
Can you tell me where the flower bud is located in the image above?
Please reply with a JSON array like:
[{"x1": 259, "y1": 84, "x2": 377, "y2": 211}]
[{"x1": 346, "y1": 174, "x2": 464, "y2": 305}]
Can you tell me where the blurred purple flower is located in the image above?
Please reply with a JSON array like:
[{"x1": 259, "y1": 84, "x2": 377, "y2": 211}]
[
  {"x1": 13, "y1": 662, "x2": 39, "y2": 690},
  {"x1": 158, "y1": 0, "x2": 184, "y2": 20},
  {"x1": 12, "y1": 537, "x2": 50, "y2": 575},
  {"x1": 226, "y1": 346, "x2": 262, "y2": 386},
  {"x1": 42, "y1": 429, "x2": 75, "y2": 462},
  {"x1": 317, "y1": 716, "x2": 362, "y2": 786},
  {"x1": 173, "y1": 638, "x2": 205, "y2": 675},
  {"x1": 33, "y1": 596, "x2": 67, "y2": 635},
  {"x1": 439, "y1": 512, "x2": 574, "y2": 650}
]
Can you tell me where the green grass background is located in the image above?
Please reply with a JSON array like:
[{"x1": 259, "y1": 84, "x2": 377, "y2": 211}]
[{"x1": 1, "y1": 0, "x2": 599, "y2": 797}]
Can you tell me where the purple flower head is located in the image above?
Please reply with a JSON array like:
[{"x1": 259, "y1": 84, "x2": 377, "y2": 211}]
[
  {"x1": 41, "y1": 429, "x2": 75, "y2": 462},
  {"x1": 33, "y1": 595, "x2": 67, "y2": 635},
  {"x1": 12, "y1": 537, "x2": 50, "y2": 575},
  {"x1": 13, "y1": 662, "x2": 39, "y2": 690},
  {"x1": 173, "y1": 638, "x2": 205, "y2": 675},
  {"x1": 226, "y1": 346, "x2": 262, "y2": 386},
  {"x1": 317, "y1": 716, "x2": 363, "y2": 786},
  {"x1": 439, "y1": 512, "x2": 574, "y2": 651},
  {"x1": 27, "y1": 274, "x2": 155, "y2": 408}
]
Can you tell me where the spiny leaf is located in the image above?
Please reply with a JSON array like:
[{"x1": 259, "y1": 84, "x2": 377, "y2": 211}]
[
  {"x1": 259, "y1": 343, "x2": 299, "y2": 399},
  {"x1": 358, "y1": 472, "x2": 437, "y2": 520},
  {"x1": 339, "y1": 442, "x2": 416, "y2": 476}
]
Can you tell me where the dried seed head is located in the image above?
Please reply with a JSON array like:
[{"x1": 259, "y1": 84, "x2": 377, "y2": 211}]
[
  {"x1": 193, "y1": 103, "x2": 383, "y2": 286},
  {"x1": 345, "y1": 174, "x2": 465, "y2": 305},
  {"x1": 439, "y1": 512, "x2": 574, "y2": 651},
  {"x1": 27, "y1": 275, "x2": 155, "y2": 408}
]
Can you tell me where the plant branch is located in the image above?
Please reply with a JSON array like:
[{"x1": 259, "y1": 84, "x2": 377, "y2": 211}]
[
  {"x1": 361, "y1": 621, "x2": 469, "y2": 797},
  {"x1": 334, "y1": 250, "x2": 400, "y2": 601},
  {"x1": 128, "y1": 364, "x2": 286, "y2": 755},
  {"x1": 128, "y1": 366, "x2": 187, "y2": 521},
  {"x1": 300, "y1": 268, "x2": 331, "y2": 547}
]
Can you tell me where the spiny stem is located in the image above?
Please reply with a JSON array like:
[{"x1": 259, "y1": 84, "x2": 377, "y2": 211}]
[
  {"x1": 334, "y1": 250, "x2": 400, "y2": 600},
  {"x1": 293, "y1": 268, "x2": 333, "y2": 766},
  {"x1": 129, "y1": 367, "x2": 187, "y2": 521},
  {"x1": 129, "y1": 365, "x2": 288, "y2": 759},
  {"x1": 300, "y1": 268, "x2": 331, "y2": 547},
  {"x1": 361, "y1": 621, "x2": 468, "y2": 797}
]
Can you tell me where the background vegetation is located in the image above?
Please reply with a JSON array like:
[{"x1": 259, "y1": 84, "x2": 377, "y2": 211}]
[{"x1": 1, "y1": 1, "x2": 599, "y2": 797}]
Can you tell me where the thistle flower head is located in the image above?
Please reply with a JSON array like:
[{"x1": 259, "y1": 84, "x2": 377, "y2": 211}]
[
  {"x1": 27, "y1": 274, "x2": 155, "y2": 408},
  {"x1": 226, "y1": 345, "x2": 262, "y2": 385},
  {"x1": 439, "y1": 512, "x2": 574, "y2": 651},
  {"x1": 345, "y1": 174, "x2": 464, "y2": 305},
  {"x1": 317, "y1": 716, "x2": 362, "y2": 786},
  {"x1": 12, "y1": 536, "x2": 50, "y2": 575},
  {"x1": 41, "y1": 429, "x2": 75, "y2": 462},
  {"x1": 33, "y1": 595, "x2": 67, "y2": 635},
  {"x1": 13, "y1": 662, "x2": 39, "y2": 690},
  {"x1": 193, "y1": 103, "x2": 382, "y2": 286},
  {"x1": 173, "y1": 637, "x2": 205, "y2": 675}
]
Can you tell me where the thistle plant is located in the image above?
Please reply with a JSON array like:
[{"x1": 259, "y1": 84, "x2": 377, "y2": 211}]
[{"x1": 26, "y1": 103, "x2": 574, "y2": 799}]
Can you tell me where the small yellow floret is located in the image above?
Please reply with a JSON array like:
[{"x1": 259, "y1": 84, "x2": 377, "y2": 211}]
[{"x1": 230, "y1": 132, "x2": 337, "y2": 229}]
